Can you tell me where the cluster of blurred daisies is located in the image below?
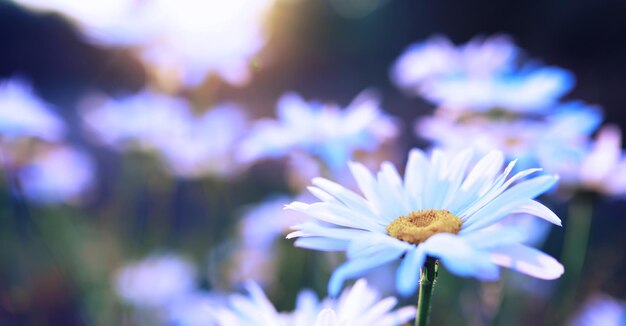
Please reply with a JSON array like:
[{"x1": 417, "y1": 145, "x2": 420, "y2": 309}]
[{"x1": 3, "y1": 1, "x2": 626, "y2": 325}]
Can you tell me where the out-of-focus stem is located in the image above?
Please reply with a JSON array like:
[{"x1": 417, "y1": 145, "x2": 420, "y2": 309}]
[{"x1": 555, "y1": 192, "x2": 594, "y2": 322}]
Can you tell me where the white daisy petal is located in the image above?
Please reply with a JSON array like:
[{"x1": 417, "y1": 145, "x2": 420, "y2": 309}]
[
  {"x1": 348, "y1": 162, "x2": 385, "y2": 215},
  {"x1": 459, "y1": 227, "x2": 527, "y2": 249},
  {"x1": 359, "y1": 297, "x2": 399, "y2": 324},
  {"x1": 404, "y1": 148, "x2": 429, "y2": 211},
  {"x1": 217, "y1": 278, "x2": 412, "y2": 326},
  {"x1": 489, "y1": 243, "x2": 564, "y2": 280},
  {"x1": 396, "y1": 247, "x2": 427, "y2": 297},
  {"x1": 441, "y1": 149, "x2": 473, "y2": 207},
  {"x1": 287, "y1": 222, "x2": 368, "y2": 240},
  {"x1": 307, "y1": 186, "x2": 342, "y2": 204},
  {"x1": 311, "y1": 178, "x2": 372, "y2": 214},
  {"x1": 377, "y1": 306, "x2": 418, "y2": 326},
  {"x1": 294, "y1": 237, "x2": 349, "y2": 251},
  {"x1": 329, "y1": 249, "x2": 404, "y2": 297},
  {"x1": 461, "y1": 150, "x2": 504, "y2": 192},
  {"x1": 421, "y1": 233, "x2": 500, "y2": 281},
  {"x1": 448, "y1": 152, "x2": 510, "y2": 215},
  {"x1": 289, "y1": 202, "x2": 384, "y2": 232},
  {"x1": 424, "y1": 149, "x2": 449, "y2": 208},
  {"x1": 314, "y1": 308, "x2": 338, "y2": 326},
  {"x1": 461, "y1": 175, "x2": 558, "y2": 232},
  {"x1": 512, "y1": 199, "x2": 562, "y2": 226},
  {"x1": 244, "y1": 281, "x2": 278, "y2": 314},
  {"x1": 458, "y1": 164, "x2": 537, "y2": 218},
  {"x1": 347, "y1": 234, "x2": 410, "y2": 259},
  {"x1": 377, "y1": 163, "x2": 411, "y2": 218}
]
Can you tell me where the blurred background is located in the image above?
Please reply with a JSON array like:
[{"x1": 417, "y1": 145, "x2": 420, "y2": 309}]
[{"x1": 1, "y1": 0, "x2": 626, "y2": 325}]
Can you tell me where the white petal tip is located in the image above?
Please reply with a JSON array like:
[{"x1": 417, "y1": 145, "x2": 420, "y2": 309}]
[
  {"x1": 284, "y1": 202, "x2": 308, "y2": 211},
  {"x1": 286, "y1": 231, "x2": 304, "y2": 239}
]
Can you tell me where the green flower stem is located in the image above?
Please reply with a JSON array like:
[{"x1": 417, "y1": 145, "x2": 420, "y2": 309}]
[
  {"x1": 415, "y1": 259, "x2": 439, "y2": 326},
  {"x1": 562, "y1": 193, "x2": 593, "y2": 280},
  {"x1": 554, "y1": 192, "x2": 594, "y2": 322}
]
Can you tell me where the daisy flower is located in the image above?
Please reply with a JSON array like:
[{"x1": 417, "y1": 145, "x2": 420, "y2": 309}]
[
  {"x1": 391, "y1": 35, "x2": 574, "y2": 113},
  {"x1": 212, "y1": 278, "x2": 415, "y2": 325},
  {"x1": 578, "y1": 125, "x2": 626, "y2": 196},
  {"x1": 237, "y1": 91, "x2": 397, "y2": 174},
  {"x1": 570, "y1": 293, "x2": 626, "y2": 326},
  {"x1": 13, "y1": 0, "x2": 276, "y2": 87},
  {"x1": 155, "y1": 104, "x2": 248, "y2": 178},
  {"x1": 80, "y1": 90, "x2": 191, "y2": 150},
  {"x1": 0, "y1": 78, "x2": 65, "y2": 141},
  {"x1": 82, "y1": 91, "x2": 248, "y2": 179},
  {"x1": 18, "y1": 145, "x2": 94, "y2": 204},
  {"x1": 540, "y1": 124, "x2": 626, "y2": 197},
  {"x1": 287, "y1": 149, "x2": 564, "y2": 296},
  {"x1": 420, "y1": 67, "x2": 573, "y2": 113},
  {"x1": 416, "y1": 102, "x2": 602, "y2": 172},
  {"x1": 391, "y1": 35, "x2": 518, "y2": 91},
  {"x1": 114, "y1": 254, "x2": 196, "y2": 308},
  {"x1": 166, "y1": 291, "x2": 227, "y2": 326},
  {"x1": 226, "y1": 195, "x2": 308, "y2": 286}
]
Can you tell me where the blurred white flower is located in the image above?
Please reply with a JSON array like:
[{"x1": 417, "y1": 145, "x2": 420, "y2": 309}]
[
  {"x1": 114, "y1": 254, "x2": 196, "y2": 308},
  {"x1": 166, "y1": 291, "x2": 227, "y2": 326},
  {"x1": 228, "y1": 195, "x2": 309, "y2": 286},
  {"x1": 391, "y1": 35, "x2": 517, "y2": 91},
  {"x1": 10, "y1": 0, "x2": 156, "y2": 44},
  {"x1": 537, "y1": 124, "x2": 626, "y2": 196},
  {"x1": 237, "y1": 91, "x2": 398, "y2": 173},
  {"x1": 0, "y1": 78, "x2": 65, "y2": 141},
  {"x1": 578, "y1": 125, "x2": 626, "y2": 196},
  {"x1": 141, "y1": 0, "x2": 274, "y2": 87},
  {"x1": 240, "y1": 196, "x2": 306, "y2": 249},
  {"x1": 18, "y1": 145, "x2": 94, "y2": 204},
  {"x1": 158, "y1": 104, "x2": 248, "y2": 178},
  {"x1": 82, "y1": 91, "x2": 248, "y2": 178},
  {"x1": 421, "y1": 67, "x2": 574, "y2": 113},
  {"x1": 416, "y1": 103, "x2": 602, "y2": 173},
  {"x1": 391, "y1": 35, "x2": 574, "y2": 113},
  {"x1": 13, "y1": 0, "x2": 275, "y2": 87},
  {"x1": 81, "y1": 91, "x2": 189, "y2": 150},
  {"x1": 570, "y1": 293, "x2": 626, "y2": 326},
  {"x1": 213, "y1": 279, "x2": 415, "y2": 326}
]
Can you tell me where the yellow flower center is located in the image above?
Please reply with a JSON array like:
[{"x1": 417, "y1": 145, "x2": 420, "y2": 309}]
[{"x1": 386, "y1": 209, "x2": 462, "y2": 245}]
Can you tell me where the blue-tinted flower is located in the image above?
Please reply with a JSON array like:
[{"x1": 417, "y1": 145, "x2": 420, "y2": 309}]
[
  {"x1": 156, "y1": 105, "x2": 248, "y2": 178},
  {"x1": 114, "y1": 254, "x2": 196, "y2": 308},
  {"x1": 166, "y1": 291, "x2": 227, "y2": 326},
  {"x1": 548, "y1": 124, "x2": 626, "y2": 196},
  {"x1": 287, "y1": 149, "x2": 563, "y2": 297},
  {"x1": 0, "y1": 78, "x2": 64, "y2": 141},
  {"x1": 237, "y1": 91, "x2": 398, "y2": 173},
  {"x1": 227, "y1": 195, "x2": 308, "y2": 285},
  {"x1": 391, "y1": 35, "x2": 518, "y2": 92},
  {"x1": 416, "y1": 102, "x2": 602, "y2": 172},
  {"x1": 81, "y1": 91, "x2": 190, "y2": 149},
  {"x1": 421, "y1": 67, "x2": 574, "y2": 113},
  {"x1": 10, "y1": 0, "x2": 155, "y2": 44},
  {"x1": 139, "y1": 0, "x2": 274, "y2": 87},
  {"x1": 13, "y1": 0, "x2": 275, "y2": 87},
  {"x1": 578, "y1": 125, "x2": 626, "y2": 196},
  {"x1": 18, "y1": 145, "x2": 94, "y2": 204},
  {"x1": 213, "y1": 278, "x2": 415, "y2": 325},
  {"x1": 570, "y1": 293, "x2": 626, "y2": 326},
  {"x1": 82, "y1": 91, "x2": 248, "y2": 178},
  {"x1": 391, "y1": 35, "x2": 574, "y2": 113}
]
